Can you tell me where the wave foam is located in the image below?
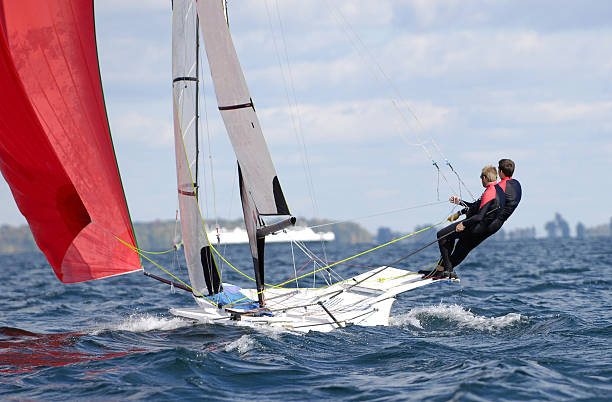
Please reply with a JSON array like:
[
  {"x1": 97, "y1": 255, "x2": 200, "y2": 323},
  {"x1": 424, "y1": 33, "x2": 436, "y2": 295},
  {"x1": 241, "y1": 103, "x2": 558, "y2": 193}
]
[
  {"x1": 224, "y1": 334, "x2": 256, "y2": 354},
  {"x1": 392, "y1": 303, "x2": 523, "y2": 331},
  {"x1": 92, "y1": 314, "x2": 193, "y2": 334}
]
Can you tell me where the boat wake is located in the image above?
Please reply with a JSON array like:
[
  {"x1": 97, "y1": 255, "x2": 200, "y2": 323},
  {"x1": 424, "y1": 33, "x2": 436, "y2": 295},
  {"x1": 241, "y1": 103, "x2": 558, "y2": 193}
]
[
  {"x1": 391, "y1": 303, "x2": 524, "y2": 332},
  {"x1": 90, "y1": 314, "x2": 194, "y2": 335},
  {"x1": 113, "y1": 314, "x2": 194, "y2": 333},
  {"x1": 224, "y1": 334, "x2": 257, "y2": 354}
]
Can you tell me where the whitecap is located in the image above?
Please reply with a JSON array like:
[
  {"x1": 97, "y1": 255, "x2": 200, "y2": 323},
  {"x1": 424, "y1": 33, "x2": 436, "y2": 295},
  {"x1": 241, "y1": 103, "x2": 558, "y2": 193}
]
[
  {"x1": 90, "y1": 314, "x2": 194, "y2": 334},
  {"x1": 224, "y1": 334, "x2": 256, "y2": 354},
  {"x1": 392, "y1": 303, "x2": 523, "y2": 331}
]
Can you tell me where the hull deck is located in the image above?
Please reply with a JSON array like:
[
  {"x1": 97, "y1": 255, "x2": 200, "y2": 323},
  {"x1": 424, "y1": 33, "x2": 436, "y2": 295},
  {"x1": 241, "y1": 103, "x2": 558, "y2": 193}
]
[{"x1": 171, "y1": 266, "x2": 458, "y2": 332}]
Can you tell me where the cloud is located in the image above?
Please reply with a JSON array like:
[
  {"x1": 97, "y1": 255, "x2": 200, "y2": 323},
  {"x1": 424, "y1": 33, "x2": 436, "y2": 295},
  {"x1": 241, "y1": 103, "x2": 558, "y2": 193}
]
[
  {"x1": 113, "y1": 111, "x2": 173, "y2": 147},
  {"x1": 257, "y1": 99, "x2": 452, "y2": 145},
  {"x1": 236, "y1": 0, "x2": 393, "y2": 30},
  {"x1": 470, "y1": 100, "x2": 612, "y2": 132},
  {"x1": 365, "y1": 188, "x2": 402, "y2": 200},
  {"x1": 380, "y1": 29, "x2": 612, "y2": 81},
  {"x1": 407, "y1": 0, "x2": 468, "y2": 27},
  {"x1": 461, "y1": 148, "x2": 538, "y2": 163},
  {"x1": 95, "y1": 0, "x2": 169, "y2": 13}
]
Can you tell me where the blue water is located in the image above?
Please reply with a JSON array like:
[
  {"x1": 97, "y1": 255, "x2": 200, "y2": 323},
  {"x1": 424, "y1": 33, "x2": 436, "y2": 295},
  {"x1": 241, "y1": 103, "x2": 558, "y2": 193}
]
[{"x1": 1, "y1": 238, "x2": 611, "y2": 400}]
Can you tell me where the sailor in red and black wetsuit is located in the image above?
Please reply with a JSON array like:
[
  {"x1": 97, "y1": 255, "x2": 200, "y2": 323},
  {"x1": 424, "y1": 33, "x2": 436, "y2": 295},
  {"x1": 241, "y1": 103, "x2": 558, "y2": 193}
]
[
  {"x1": 426, "y1": 165, "x2": 505, "y2": 279},
  {"x1": 487, "y1": 158, "x2": 522, "y2": 234}
]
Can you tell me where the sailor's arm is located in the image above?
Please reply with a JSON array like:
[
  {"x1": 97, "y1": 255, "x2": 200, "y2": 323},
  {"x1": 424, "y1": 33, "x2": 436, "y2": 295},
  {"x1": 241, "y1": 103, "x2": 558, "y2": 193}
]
[
  {"x1": 449, "y1": 195, "x2": 479, "y2": 217},
  {"x1": 461, "y1": 199, "x2": 497, "y2": 229}
]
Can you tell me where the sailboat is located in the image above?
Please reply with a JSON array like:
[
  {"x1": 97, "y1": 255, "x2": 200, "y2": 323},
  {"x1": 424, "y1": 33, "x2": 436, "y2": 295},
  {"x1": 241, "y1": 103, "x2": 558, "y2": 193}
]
[{"x1": 0, "y1": 0, "x2": 457, "y2": 333}]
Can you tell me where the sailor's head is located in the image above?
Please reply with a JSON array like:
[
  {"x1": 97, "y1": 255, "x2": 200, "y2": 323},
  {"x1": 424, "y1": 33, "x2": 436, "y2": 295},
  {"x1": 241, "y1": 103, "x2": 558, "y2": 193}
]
[
  {"x1": 498, "y1": 159, "x2": 515, "y2": 178},
  {"x1": 480, "y1": 165, "x2": 497, "y2": 186}
]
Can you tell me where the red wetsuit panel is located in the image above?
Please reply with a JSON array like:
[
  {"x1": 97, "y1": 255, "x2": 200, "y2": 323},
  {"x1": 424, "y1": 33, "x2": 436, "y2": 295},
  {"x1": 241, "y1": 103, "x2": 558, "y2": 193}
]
[
  {"x1": 498, "y1": 177, "x2": 512, "y2": 192},
  {"x1": 479, "y1": 183, "x2": 498, "y2": 209}
]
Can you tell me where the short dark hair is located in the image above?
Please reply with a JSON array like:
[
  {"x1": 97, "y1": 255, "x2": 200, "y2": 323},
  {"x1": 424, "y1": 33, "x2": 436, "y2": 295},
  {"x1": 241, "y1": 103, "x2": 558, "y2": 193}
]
[{"x1": 498, "y1": 159, "x2": 515, "y2": 177}]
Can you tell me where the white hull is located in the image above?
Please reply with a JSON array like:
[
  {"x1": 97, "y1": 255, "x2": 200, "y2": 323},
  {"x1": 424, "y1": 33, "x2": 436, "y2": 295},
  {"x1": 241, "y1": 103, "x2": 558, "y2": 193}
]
[{"x1": 171, "y1": 267, "x2": 458, "y2": 333}]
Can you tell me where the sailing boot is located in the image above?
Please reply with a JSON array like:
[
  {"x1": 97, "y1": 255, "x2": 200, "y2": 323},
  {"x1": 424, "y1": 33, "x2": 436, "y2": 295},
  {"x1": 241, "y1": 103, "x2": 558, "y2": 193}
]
[
  {"x1": 423, "y1": 266, "x2": 446, "y2": 279},
  {"x1": 443, "y1": 270, "x2": 458, "y2": 280}
]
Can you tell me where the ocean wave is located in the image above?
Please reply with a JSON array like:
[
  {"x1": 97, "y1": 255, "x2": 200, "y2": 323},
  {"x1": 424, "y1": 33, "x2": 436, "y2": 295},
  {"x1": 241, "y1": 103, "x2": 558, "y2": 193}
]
[
  {"x1": 392, "y1": 303, "x2": 524, "y2": 331},
  {"x1": 224, "y1": 334, "x2": 257, "y2": 354},
  {"x1": 91, "y1": 314, "x2": 194, "y2": 334}
]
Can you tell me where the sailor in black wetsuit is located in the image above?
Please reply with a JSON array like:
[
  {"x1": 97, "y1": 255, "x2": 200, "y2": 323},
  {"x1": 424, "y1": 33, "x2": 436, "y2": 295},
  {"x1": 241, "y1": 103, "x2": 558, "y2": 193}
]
[
  {"x1": 487, "y1": 158, "x2": 522, "y2": 234},
  {"x1": 426, "y1": 165, "x2": 505, "y2": 279}
]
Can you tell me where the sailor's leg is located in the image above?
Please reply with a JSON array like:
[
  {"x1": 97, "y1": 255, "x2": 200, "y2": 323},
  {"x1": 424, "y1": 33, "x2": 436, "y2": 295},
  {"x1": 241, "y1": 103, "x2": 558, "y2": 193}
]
[
  {"x1": 450, "y1": 234, "x2": 487, "y2": 268},
  {"x1": 437, "y1": 222, "x2": 460, "y2": 271}
]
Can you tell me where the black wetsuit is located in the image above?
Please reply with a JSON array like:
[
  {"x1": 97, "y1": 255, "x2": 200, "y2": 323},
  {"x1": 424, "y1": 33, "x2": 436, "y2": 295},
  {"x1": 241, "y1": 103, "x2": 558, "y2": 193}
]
[
  {"x1": 437, "y1": 183, "x2": 505, "y2": 271},
  {"x1": 487, "y1": 177, "x2": 522, "y2": 234}
]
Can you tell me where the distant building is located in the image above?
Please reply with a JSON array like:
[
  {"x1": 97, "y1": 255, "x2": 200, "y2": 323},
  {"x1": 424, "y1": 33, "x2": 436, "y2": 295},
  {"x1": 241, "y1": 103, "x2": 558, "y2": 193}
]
[
  {"x1": 507, "y1": 227, "x2": 537, "y2": 240},
  {"x1": 544, "y1": 213, "x2": 570, "y2": 238},
  {"x1": 376, "y1": 227, "x2": 394, "y2": 244},
  {"x1": 491, "y1": 229, "x2": 506, "y2": 241},
  {"x1": 584, "y1": 221, "x2": 612, "y2": 238},
  {"x1": 576, "y1": 222, "x2": 585, "y2": 239}
]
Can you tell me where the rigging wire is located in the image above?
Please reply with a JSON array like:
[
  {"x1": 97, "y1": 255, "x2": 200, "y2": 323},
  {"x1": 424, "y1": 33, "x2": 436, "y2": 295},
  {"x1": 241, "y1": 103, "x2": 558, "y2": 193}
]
[
  {"x1": 265, "y1": 0, "x2": 319, "y2": 217},
  {"x1": 265, "y1": 0, "x2": 333, "y2": 281},
  {"x1": 321, "y1": 0, "x2": 474, "y2": 200},
  {"x1": 290, "y1": 240, "x2": 299, "y2": 288},
  {"x1": 306, "y1": 200, "x2": 447, "y2": 229}
]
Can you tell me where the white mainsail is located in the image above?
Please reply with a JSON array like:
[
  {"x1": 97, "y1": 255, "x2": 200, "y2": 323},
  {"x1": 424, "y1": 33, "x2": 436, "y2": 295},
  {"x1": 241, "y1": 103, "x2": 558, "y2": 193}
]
[
  {"x1": 195, "y1": 0, "x2": 293, "y2": 305},
  {"x1": 172, "y1": 0, "x2": 220, "y2": 297},
  {"x1": 195, "y1": 0, "x2": 289, "y2": 217}
]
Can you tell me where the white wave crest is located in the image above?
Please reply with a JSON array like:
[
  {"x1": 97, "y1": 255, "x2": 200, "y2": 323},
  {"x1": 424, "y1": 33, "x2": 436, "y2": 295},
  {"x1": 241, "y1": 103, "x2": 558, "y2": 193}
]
[
  {"x1": 392, "y1": 303, "x2": 523, "y2": 331},
  {"x1": 224, "y1": 334, "x2": 256, "y2": 354},
  {"x1": 109, "y1": 314, "x2": 193, "y2": 333}
]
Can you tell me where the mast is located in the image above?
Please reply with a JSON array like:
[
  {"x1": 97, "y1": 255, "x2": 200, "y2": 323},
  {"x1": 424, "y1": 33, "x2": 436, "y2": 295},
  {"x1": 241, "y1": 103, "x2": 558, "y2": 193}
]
[
  {"x1": 194, "y1": 13, "x2": 200, "y2": 198},
  {"x1": 196, "y1": 0, "x2": 295, "y2": 306},
  {"x1": 172, "y1": 0, "x2": 221, "y2": 297}
]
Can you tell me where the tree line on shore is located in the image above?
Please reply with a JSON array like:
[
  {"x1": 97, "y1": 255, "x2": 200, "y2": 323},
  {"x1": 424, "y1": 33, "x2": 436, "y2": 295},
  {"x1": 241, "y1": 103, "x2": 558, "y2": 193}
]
[
  {"x1": 0, "y1": 217, "x2": 372, "y2": 254},
  {"x1": 2, "y1": 213, "x2": 610, "y2": 255}
]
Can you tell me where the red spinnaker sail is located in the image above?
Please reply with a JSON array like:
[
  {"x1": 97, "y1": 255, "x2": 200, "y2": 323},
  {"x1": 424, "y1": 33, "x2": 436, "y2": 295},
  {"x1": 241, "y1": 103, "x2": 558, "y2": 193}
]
[{"x1": 0, "y1": 1, "x2": 142, "y2": 282}]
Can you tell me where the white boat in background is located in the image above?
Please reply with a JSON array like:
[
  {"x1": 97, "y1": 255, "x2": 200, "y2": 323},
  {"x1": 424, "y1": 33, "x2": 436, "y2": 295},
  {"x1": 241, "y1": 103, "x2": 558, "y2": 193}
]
[{"x1": 207, "y1": 226, "x2": 334, "y2": 245}]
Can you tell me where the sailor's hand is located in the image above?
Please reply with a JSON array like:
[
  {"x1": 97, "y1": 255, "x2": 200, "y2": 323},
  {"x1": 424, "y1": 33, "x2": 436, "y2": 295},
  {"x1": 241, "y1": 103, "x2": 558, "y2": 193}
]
[
  {"x1": 449, "y1": 196, "x2": 461, "y2": 205},
  {"x1": 456, "y1": 222, "x2": 465, "y2": 232},
  {"x1": 447, "y1": 212, "x2": 460, "y2": 222}
]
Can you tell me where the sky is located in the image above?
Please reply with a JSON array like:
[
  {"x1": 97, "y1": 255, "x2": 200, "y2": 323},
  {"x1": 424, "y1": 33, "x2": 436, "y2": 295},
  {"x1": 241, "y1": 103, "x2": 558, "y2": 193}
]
[{"x1": 1, "y1": 0, "x2": 611, "y2": 236}]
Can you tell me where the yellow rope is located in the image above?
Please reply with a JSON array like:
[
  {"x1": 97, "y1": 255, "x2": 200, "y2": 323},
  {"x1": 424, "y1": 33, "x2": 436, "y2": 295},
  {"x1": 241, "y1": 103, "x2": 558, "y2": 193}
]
[
  {"x1": 113, "y1": 236, "x2": 219, "y2": 307},
  {"x1": 275, "y1": 221, "x2": 442, "y2": 288},
  {"x1": 223, "y1": 220, "x2": 445, "y2": 306},
  {"x1": 208, "y1": 243, "x2": 256, "y2": 282}
]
